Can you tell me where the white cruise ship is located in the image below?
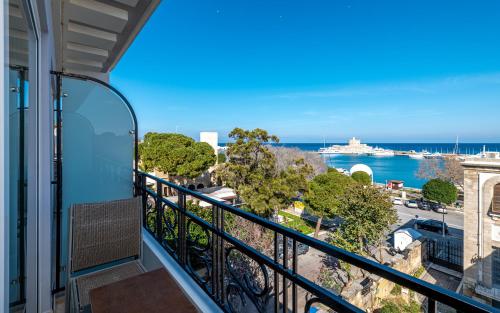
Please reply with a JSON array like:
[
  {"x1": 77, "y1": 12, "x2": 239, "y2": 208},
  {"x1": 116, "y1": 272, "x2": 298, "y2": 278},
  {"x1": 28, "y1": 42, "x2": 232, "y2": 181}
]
[
  {"x1": 371, "y1": 147, "x2": 395, "y2": 157},
  {"x1": 319, "y1": 137, "x2": 394, "y2": 156}
]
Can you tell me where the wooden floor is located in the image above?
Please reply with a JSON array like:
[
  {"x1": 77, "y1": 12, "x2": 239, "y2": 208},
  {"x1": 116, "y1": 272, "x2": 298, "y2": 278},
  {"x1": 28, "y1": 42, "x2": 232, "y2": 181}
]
[{"x1": 54, "y1": 293, "x2": 65, "y2": 313}]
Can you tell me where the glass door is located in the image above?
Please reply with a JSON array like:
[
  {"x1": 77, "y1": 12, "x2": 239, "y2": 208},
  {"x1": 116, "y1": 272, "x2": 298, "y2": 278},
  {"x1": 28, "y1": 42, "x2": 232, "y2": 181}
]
[{"x1": 8, "y1": 68, "x2": 28, "y2": 308}]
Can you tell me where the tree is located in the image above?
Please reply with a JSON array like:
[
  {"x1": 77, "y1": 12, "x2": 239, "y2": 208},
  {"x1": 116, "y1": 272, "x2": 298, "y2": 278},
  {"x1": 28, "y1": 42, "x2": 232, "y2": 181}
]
[
  {"x1": 329, "y1": 185, "x2": 397, "y2": 254},
  {"x1": 217, "y1": 128, "x2": 311, "y2": 217},
  {"x1": 268, "y1": 146, "x2": 328, "y2": 179},
  {"x1": 422, "y1": 179, "x2": 458, "y2": 205},
  {"x1": 304, "y1": 169, "x2": 355, "y2": 238},
  {"x1": 416, "y1": 158, "x2": 442, "y2": 181},
  {"x1": 442, "y1": 158, "x2": 464, "y2": 189},
  {"x1": 417, "y1": 158, "x2": 464, "y2": 189},
  {"x1": 351, "y1": 171, "x2": 372, "y2": 185},
  {"x1": 217, "y1": 153, "x2": 227, "y2": 164},
  {"x1": 139, "y1": 132, "x2": 216, "y2": 179}
]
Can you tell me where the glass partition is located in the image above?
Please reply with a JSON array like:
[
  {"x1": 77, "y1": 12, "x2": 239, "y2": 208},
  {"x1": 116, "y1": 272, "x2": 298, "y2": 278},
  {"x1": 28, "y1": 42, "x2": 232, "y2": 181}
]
[
  {"x1": 56, "y1": 76, "x2": 136, "y2": 287},
  {"x1": 8, "y1": 68, "x2": 28, "y2": 308}
]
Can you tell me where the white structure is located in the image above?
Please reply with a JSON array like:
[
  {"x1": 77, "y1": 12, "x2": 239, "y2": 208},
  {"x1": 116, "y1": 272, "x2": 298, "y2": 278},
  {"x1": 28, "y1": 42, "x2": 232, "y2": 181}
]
[
  {"x1": 200, "y1": 131, "x2": 219, "y2": 156},
  {"x1": 350, "y1": 164, "x2": 374, "y2": 183},
  {"x1": 197, "y1": 187, "x2": 237, "y2": 208},
  {"x1": 393, "y1": 228, "x2": 422, "y2": 251},
  {"x1": 319, "y1": 137, "x2": 394, "y2": 156}
]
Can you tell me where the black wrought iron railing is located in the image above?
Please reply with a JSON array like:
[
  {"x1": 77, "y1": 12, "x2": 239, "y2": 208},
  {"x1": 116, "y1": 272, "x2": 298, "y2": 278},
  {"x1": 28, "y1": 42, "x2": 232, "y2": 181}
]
[{"x1": 136, "y1": 171, "x2": 494, "y2": 313}]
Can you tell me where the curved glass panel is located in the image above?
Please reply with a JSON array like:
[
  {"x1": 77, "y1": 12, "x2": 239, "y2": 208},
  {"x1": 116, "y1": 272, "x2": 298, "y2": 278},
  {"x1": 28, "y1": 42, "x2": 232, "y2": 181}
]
[{"x1": 59, "y1": 76, "x2": 135, "y2": 285}]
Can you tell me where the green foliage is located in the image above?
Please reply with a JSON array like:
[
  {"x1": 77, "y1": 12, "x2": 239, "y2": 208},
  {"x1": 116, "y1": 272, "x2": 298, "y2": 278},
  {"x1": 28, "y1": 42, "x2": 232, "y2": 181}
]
[
  {"x1": 278, "y1": 211, "x2": 315, "y2": 234},
  {"x1": 412, "y1": 265, "x2": 425, "y2": 278},
  {"x1": 304, "y1": 169, "x2": 355, "y2": 219},
  {"x1": 329, "y1": 185, "x2": 397, "y2": 254},
  {"x1": 390, "y1": 284, "x2": 402, "y2": 295},
  {"x1": 217, "y1": 128, "x2": 312, "y2": 217},
  {"x1": 317, "y1": 265, "x2": 343, "y2": 294},
  {"x1": 378, "y1": 300, "x2": 421, "y2": 313},
  {"x1": 139, "y1": 132, "x2": 216, "y2": 179},
  {"x1": 217, "y1": 153, "x2": 227, "y2": 163},
  {"x1": 422, "y1": 178, "x2": 458, "y2": 205},
  {"x1": 378, "y1": 301, "x2": 400, "y2": 313},
  {"x1": 305, "y1": 169, "x2": 355, "y2": 237},
  {"x1": 351, "y1": 171, "x2": 372, "y2": 185}
]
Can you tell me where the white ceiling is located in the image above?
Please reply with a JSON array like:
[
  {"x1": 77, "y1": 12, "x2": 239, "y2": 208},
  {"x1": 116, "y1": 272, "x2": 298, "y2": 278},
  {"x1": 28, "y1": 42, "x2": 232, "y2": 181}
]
[{"x1": 56, "y1": 0, "x2": 160, "y2": 74}]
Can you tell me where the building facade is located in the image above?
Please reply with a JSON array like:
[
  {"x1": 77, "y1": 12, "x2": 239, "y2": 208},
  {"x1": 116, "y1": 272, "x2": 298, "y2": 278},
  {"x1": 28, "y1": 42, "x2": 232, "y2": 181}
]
[{"x1": 463, "y1": 158, "x2": 500, "y2": 308}]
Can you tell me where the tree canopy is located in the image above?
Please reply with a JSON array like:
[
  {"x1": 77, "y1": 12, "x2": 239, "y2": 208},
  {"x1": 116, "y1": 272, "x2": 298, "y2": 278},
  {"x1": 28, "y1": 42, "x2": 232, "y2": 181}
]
[
  {"x1": 304, "y1": 169, "x2": 355, "y2": 237},
  {"x1": 422, "y1": 178, "x2": 458, "y2": 205},
  {"x1": 217, "y1": 128, "x2": 312, "y2": 217},
  {"x1": 268, "y1": 146, "x2": 328, "y2": 179},
  {"x1": 330, "y1": 185, "x2": 396, "y2": 254},
  {"x1": 417, "y1": 158, "x2": 464, "y2": 188},
  {"x1": 351, "y1": 171, "x2": 372, "y2": 185},
  {"x1": 139, "y1": 132, "x2": 216, "y2": 179},
  {"x1": 217, "y1": 153, "x2": 227, "y2": 164}
]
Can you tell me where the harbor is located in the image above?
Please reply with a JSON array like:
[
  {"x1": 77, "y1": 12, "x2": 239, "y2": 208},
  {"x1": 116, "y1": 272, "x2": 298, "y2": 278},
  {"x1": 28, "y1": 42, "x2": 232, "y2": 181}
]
[
  {"x1": 318, "y1": 137, "x2": 499, "y2": 160},
  {"x1": 264, "y1": 139, "x2": 500, "y2": 189}
]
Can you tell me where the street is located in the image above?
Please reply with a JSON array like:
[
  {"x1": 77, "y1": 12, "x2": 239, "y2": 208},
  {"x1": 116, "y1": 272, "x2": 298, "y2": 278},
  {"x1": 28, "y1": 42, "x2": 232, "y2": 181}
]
[{"x1": 392, "y1": 204, "x2": 464, "y2": 241}]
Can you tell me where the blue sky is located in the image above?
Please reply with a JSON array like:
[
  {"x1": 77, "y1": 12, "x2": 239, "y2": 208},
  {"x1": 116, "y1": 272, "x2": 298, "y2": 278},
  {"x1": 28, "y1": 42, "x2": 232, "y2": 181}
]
[{"x1": 112, "y1": 0, "x2": 500, "y2": 143}]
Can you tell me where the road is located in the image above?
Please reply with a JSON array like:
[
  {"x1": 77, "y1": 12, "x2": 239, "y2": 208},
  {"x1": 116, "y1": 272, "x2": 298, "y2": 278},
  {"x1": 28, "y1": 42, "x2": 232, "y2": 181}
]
[{"x1": 392, "y1": 204, "x2": 464, "y2": 241}]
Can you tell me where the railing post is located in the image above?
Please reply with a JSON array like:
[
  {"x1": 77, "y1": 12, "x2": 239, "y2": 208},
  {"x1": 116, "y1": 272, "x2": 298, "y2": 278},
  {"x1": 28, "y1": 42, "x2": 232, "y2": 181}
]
[
  {"x1": 211, "y1": 204, "x2": 217, "y2": 298},
  {"x1": 274, "y1": 232, "x2": 280, "y2": 313},
  {"x1": 292, "y1": 239, "x2": 297, "y2": 313},
  {"x1": 141, "y1": 174, "x2": 147, "y2": 228},
  {"x1": 283, "y1": 236, "x2": 288, "y2": 313},
  {"x1": 155, "y1": 181, "x2": 163, "y2": 241},
  {"x1": 211, "y1": 204, "x2": 225, "y2": 303},
  {"x1": 178, "y1": 190, "x2": 187, "y2": 265},
  {"x1": 219, "y1": 205, "x2": 225, "y2": 306},
  {"x1": 428, "y1": 298, "x2": 436, "y2": 313}
]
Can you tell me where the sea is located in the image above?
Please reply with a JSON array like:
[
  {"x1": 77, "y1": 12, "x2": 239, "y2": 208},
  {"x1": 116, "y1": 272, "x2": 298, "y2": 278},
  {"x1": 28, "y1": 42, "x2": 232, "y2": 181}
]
[{"x1": 223, "y1": 143, "x2": 500, "y2": 189}]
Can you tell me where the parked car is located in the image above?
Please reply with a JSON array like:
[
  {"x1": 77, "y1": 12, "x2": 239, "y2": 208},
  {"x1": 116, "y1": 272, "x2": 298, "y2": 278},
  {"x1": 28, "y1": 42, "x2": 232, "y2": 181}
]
[
  {"x1": 415, "y1": 219, "x2": 449, "y2": 234},
  {"x1": 431, "y1": 202, "x2": 447, "y2": 214},
  {"x1": 417, "y1": 201, "x2": 431, "y2": 211},
  {"x1": 392, "y1": 197, "x2": 403, "y2": 205},
  {"x1": 405, "y1": 200, "x2": 418, "y2": 208}
]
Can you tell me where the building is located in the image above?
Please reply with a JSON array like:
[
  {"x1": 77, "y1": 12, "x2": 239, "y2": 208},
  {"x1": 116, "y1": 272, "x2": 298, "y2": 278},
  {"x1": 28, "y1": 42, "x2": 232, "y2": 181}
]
[
  {"x1": 200, "y1": 131, "x2": 219, "y2": 156},
  {"x1": 0, "y1": 2, "x2": 495, "y2": 313},
  {"x1": 462, "y1": 158, "x2": 500, "y2": 308},
  {"x1": 388, "y1": 180, "x2": 405, "y2": 190}
]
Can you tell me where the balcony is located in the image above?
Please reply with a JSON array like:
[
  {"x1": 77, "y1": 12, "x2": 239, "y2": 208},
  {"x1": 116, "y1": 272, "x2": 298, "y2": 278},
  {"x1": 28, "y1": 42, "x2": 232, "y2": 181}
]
[
  {"x1": 135, "y1": 171, "x2": 494, "y2": 313},
  {"x1": 45, "y1": 72, "x2": 494, "y2": 313}
]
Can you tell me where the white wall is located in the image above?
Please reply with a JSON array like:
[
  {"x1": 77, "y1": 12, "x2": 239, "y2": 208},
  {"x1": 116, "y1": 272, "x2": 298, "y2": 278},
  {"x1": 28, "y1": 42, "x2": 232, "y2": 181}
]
[
  {"x1": 35, "y1": 1, "x2": 55, "y2": 311},
  {"x1": 0, "y1": 1, "x2": 9, "y2": 312}
]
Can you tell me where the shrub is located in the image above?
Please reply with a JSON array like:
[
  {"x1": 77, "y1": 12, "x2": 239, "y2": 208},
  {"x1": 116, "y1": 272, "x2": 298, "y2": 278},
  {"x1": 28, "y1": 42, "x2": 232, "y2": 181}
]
[
  {"x1": 390, "y1": 284, "x2": 402, "y2": 295},
  {"x1": 412, "y1": 266, "x2": 425, "y2": 278},
  {"x1": 351, "y1": 171, "x2": 372, "y2": 185},
  {"x1": 217, "y1": 153, "x2": 227, "y2": 163},
  {"x1": 422, "y1": 179, "x2": 458, "y2": 205},
  {"x1": 377, "y1": 300, "x2": 422, "y2": 313},
  {"x1": 378, "y1": 301, "x2": 400, "y2": 313}
]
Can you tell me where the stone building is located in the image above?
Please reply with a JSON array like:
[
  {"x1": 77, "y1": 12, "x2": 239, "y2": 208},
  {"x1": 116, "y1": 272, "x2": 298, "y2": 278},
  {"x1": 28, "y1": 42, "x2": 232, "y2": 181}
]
[{"x1": 462, "y1": 158, "x2": 500, "y2": 308}]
